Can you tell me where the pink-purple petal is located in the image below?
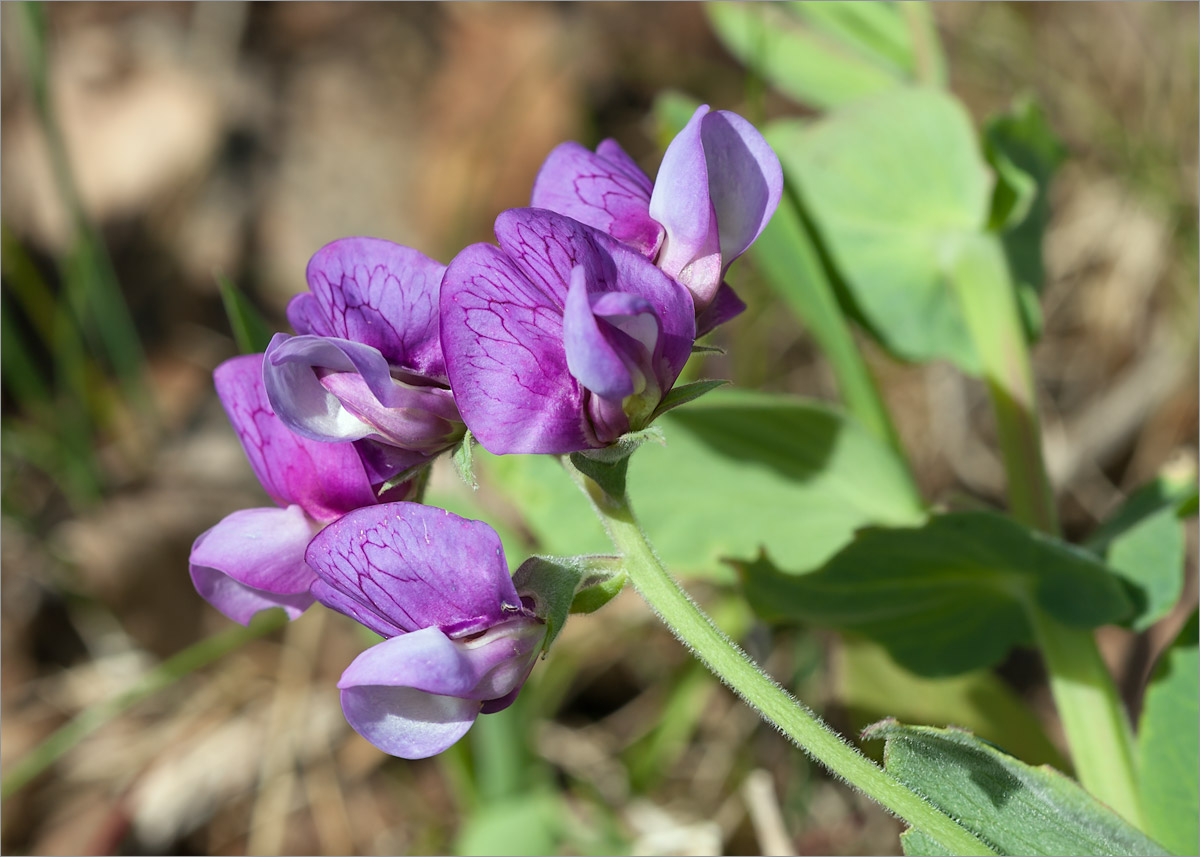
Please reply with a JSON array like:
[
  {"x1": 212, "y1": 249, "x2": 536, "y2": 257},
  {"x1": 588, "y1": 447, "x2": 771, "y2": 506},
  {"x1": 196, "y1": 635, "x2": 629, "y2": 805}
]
[
  {"x1": 531, "y1": 142, "x2": 663, "y2": 258},
  {"x1": 695, "y1": 281, "x2": 748, "y2": 338},
  {"x1": 305, "y1": 504, "x2": 520, "y2": 637},
  {"x1": 264, "y1": 333, "x2": 449, "y2": 446},
  {"x1": 591, "y1": 229, "x2": 695, "y2": 388},
  {"x1": 648, "y1": 105, "x2": 722, "y2": 308},
  {"x1": 213, "y1": 353, "x2": 376, "y2": 521},
  {"x1": 318, "y1": 372, "x2": 460, "y2": 452},
  {"x1": 440, "y1": 242, "x2": 593, "y2": 454},
  {"x1": 340, "y1": 635, "x2": 481, "y2": 758},
  {"x1": 189, "y1": 505, "x2": 318, "y2": 625},
  {"x1": 563, "y1": 266, "x2": 635, "y2": 400},
  {"x1": 337, "y1": 620, "x2": 544, "y2": 758},
  {"x1": 296, "y1": 237, "x2": 448, "y2": 381},
  {"x1": 700, "y1": 110, "x2": 784, "y2": 272}
]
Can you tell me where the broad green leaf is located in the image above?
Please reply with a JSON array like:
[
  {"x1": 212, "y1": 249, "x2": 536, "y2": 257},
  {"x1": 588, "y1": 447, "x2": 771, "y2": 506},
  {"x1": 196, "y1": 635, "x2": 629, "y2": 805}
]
[
  {"x1": 776, "y1": 87, "x2": 992, "y2": 372},
  {"x1": 741, "y1": 511, "x2": 1132, "y2": 676},
  {"x1": 1085, "y1": 474, "x2": 1199, "y2": 555},
  {"x1": 1085, "y1": 474, "x2": 1195, "y2": 632},
  {"x1": 478, "y1": 389, "x2": 924, "y2": 581},
  {"x1": 706, "y1": 2, "x2": 899, "y2": 110},
  {"x1": 750, "y1": 157, "x2": 901, "y2": 450},
  {"x1": 789, "y1": 1, "x2": 917, "y2": 75},
  {"x1": 1137, "y1": 611, "x2": 1199, "y2": 856},
  {"x1": 477, "y1": 450, "x2": 611, "y2": 559},
  {"x1": 865, "y1": 721, "x2": 1169, "y2": 856},
  {"x1": 705, "y1": 2, "x2": 940, "y2": 110},
  {"x1": 630, "y1": 389, "x2": 925, "y2": 579},
  {"x1": 1106, "y1": 507, "x2": 1185, "y2": 632},
  {"x1": 838, "y1": 636, "x2": 1066, "y2": 769}
]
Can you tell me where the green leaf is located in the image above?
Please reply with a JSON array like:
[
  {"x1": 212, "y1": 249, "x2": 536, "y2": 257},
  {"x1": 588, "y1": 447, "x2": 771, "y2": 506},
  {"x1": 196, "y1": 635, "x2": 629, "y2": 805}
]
[
  {"x1": 1137, "y1": 611, "x2": 1199, "y2": 856},
  {"x1": 217, "y1": 273, "x2": 273, "y2": 355},
  {"x1": 705, "y1": 2, "x2": 937, "y2": 110},
  {"x1": 1085, "y1": 474, "x2": 1199, "y2": 555},
  {"x1": 1106, "y1": 506, "x2": 1185, "y2": 632},
  {"x1": 776, "y1": 87, "x2": 992, "y2": 372},
  {"x1": 865, "y1": 721, "x2": 1169, "y2": 856},
  {"x1": 838, "y1": 637, "x2": 1067, "y2": 770},
  {"x1": 649, "y1": 378, "x2": 729, "y2": 420},
  {"x1": 750, "y1": 145, "x2": 901, "y2": 449},
  {"x1": 512, "y1": 555, "x2": 626, "y2": 655},
  {"x1": 479, "y1": 389, "x2": 923, "y2": 581},
  {"x1": 741, "y1": 511, "x2": 1132, "y2": 676},
  {"x1": 476, "y1": 450, "x2": 612, "y2": 559},
  {"x1": 1084, "y1": 474, "x2": 1195, "y2": 632},
  {"x1": 983, "y1": 98, "x2": 1067, "y2": 292},
  {"x1": 630, "y1": 389, "x2": 925, "y2": 579}
]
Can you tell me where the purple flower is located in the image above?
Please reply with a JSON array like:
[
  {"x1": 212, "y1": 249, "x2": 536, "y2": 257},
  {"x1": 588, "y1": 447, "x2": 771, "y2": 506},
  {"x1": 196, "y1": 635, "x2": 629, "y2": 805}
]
[
  {"x1": 439, "y1": 208, "x2": 696, "y2": 455},
  {"x1": 305, "y1": 503, "x2": 545, "y2": 759},
  {"x1": 189, "y1": 353, "x2": 380, "y2": 625},
  {"x1": 532, "y1": 104, "x2": 783, "y2": 334},
  {"x1": 263, "y1": 237, "x2": 465, "y2": 484}
]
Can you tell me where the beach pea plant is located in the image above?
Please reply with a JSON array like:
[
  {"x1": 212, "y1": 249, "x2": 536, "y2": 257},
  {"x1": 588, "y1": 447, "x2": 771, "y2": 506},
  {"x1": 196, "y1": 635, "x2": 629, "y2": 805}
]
[{"x1": 186, "y1": 11, "x2": 1195, "y2": 854}]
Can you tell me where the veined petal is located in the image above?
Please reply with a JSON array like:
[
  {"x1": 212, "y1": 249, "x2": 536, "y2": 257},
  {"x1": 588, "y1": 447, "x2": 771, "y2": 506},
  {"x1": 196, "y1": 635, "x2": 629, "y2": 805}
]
[
  {"x1": 649, "y1": 105, "x2": 722, "y2": 308},
  {"x1": 531, "y1": 141, "x2": 663, "y2": 258},
  {"x1": 563, "y1": 266, "x2": 635, "y2": 400},
  {"x1": 700, "y1": 110, "x2": 784, "y2": 273},
  {"x1": 306, "y1": 504, "x2": 520, "y2": 637},
  {"x1": 292, "y1": 237, "x2": 448, "y2": 381},
  {"x1": 214, "y1": 353, "x2": 376, "y2": 520},
  {"x1": 189, "y1": 506, "x2": 318, "y2": 625},
  {"x1": 592, "y1": 228, "x2": 695, "y2": 390},
  {"x1": 338, "y1": 621, "x2": 544, "y2": 758},
  {"x1": 440, "y1": 241, "x2": 592, "y2": 455}
]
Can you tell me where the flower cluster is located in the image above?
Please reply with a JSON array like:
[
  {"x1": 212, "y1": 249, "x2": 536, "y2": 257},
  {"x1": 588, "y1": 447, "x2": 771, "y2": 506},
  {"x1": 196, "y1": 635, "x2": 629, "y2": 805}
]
[{"x1": 190, "y1": 105, "x2": 781, "y2": 758}]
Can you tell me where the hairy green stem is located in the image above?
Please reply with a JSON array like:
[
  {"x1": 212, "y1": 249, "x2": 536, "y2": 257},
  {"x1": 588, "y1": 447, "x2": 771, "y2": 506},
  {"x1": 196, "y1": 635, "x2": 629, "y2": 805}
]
[
  {"x1": 1, "y1": 609, "x2": 287, "y2": 799},
  {"x1": 565, "y1": 455, "x2": 994, "y2": 855},
  {"x1": 950, "y1": 235, "x2": 1142, "y2": 826}
]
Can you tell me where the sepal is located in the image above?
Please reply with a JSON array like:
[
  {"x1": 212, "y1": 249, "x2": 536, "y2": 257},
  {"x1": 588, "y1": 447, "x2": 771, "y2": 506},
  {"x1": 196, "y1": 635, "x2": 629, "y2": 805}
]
[
  {"x1": 452, "y1": 429, "x2": 478, "y2": 490},
  {"x1": 513, "y1": 555, "x2": 627, "y2": 655},
  {"x1": 649, "y1": 378, "x2": 729, "y2": 421}
]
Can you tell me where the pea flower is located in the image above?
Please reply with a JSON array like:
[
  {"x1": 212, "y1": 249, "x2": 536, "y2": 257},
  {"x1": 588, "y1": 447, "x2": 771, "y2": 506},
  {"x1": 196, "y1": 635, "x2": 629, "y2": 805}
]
[
  {"x1": 531, "y1": 104, "x2": 783, "y2": 334},
  {"x1": 439, "y1": 207, "x2": 695, "y2": 455},
  {"x1": 263, "y1": 237, "x2": 465, "y2": 484},
  {"x1": 189, "y1": 353, "x2": 380, "y2": 625},
  {"x1": 305, "y1": 503, "x2": 545, "y2": 759}
]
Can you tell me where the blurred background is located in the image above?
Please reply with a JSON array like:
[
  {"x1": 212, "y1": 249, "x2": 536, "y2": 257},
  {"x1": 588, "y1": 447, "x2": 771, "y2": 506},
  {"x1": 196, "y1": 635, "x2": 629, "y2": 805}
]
[{"x1": 1, "y1": 2, "x2": 1196, "y2": 854}]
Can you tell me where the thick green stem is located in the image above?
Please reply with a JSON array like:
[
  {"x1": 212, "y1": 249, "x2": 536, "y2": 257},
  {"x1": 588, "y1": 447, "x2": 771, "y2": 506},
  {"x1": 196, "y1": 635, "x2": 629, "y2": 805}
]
[
  {"x1": 1029, "y1": 609, "x2": 1143, "y2": 824},
  {"x1": 566, "y1": 455, "x2": 994, "y2": 855},
  {"x1": 950, "y1": 235, "x2": 1142, "y2": 826}
]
